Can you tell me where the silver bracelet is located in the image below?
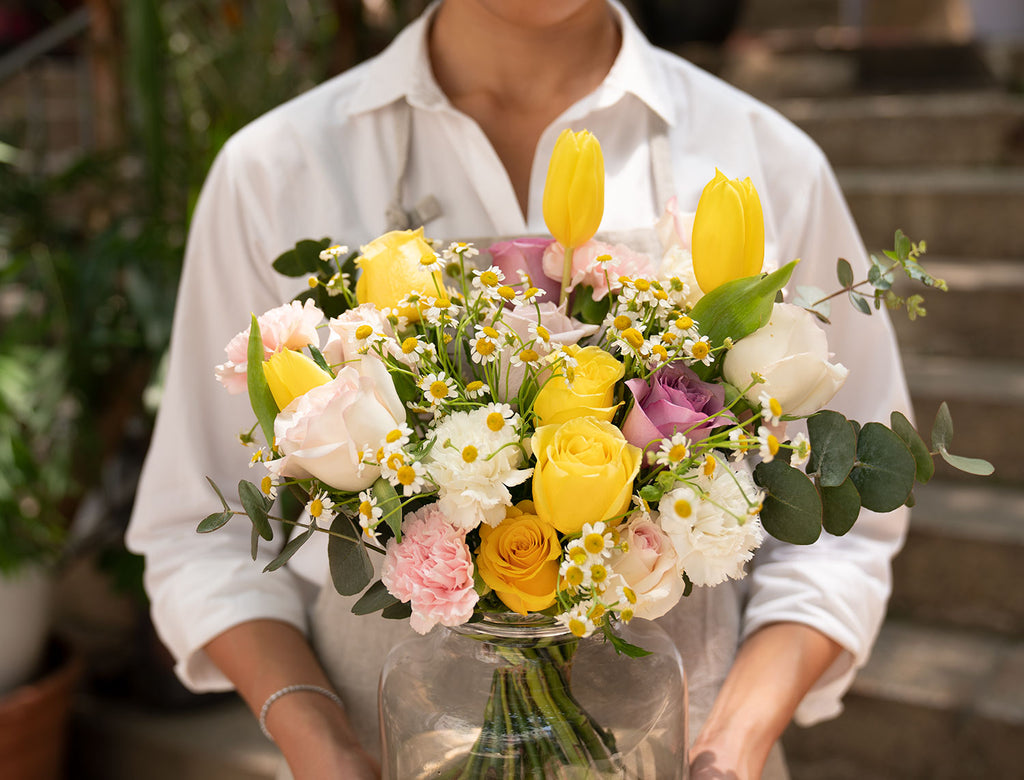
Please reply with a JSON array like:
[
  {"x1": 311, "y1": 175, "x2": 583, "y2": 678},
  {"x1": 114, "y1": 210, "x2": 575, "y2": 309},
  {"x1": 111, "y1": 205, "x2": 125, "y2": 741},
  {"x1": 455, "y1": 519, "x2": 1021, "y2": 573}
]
[{"x1": 258, "y1": 683, "x2": 345, "y2": 741}]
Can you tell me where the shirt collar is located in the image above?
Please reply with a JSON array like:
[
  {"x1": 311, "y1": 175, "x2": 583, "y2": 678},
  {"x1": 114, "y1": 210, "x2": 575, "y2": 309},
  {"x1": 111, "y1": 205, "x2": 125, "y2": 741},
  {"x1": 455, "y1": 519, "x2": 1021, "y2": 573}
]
[{"x1": 346, "y1": 0, "x2": 678, "y2": 126}]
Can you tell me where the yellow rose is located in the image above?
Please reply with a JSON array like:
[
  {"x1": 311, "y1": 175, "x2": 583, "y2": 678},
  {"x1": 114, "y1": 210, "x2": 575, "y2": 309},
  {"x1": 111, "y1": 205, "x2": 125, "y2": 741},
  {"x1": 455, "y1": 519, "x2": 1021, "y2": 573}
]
[
  {"x1": 533, "y1": 345, "x2": 624, "y2": 426},
  {"x1": 542, "y1": 129, "x2": 604, "y2": 249},
  {"x1": 477, "y1": 501, "x2": 561, "y2": 615},
  {"x1": 691, "y1": 169, "x2": 764, "y2": 294},
  {"x1": 355, "y1": 228, "x2": 447, "y2": 320},
  {"x1": 531, "y1": 417, "x2": 642, "y2": 535},
  {"x1": 263, "y1": 349, "x2": 332, "y2": 410}
]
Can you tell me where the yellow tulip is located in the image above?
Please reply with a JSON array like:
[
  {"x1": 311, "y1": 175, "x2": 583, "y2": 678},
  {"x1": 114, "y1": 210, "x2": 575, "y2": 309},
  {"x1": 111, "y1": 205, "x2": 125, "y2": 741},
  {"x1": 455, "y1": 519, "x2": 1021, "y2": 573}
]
[
  {"x1": 263, "y1": 349, "x2": 332, "y2": 410},
  {"x1": 542, "y1": 129, "x2": 605, "y2": 249},
  {"x1": 691, "y1": 169, "x2": 765, "y2": 294},
  {"x1": 355, "y1": 228, "x2": 447, "y2": 321}
]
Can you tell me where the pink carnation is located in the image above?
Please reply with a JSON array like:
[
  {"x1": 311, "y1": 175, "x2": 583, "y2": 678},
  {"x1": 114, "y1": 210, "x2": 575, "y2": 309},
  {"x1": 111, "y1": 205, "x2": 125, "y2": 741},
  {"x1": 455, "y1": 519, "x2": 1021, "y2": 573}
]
[
  {"x1": 542, "y1": 240, "x2": 654, "y2": 301},
  {"x1": 382, "y1": 503, "x2": 478, "y2": 634},
  {"x1": 215, "y1": 299, "x2": 323, "y2": 393}
]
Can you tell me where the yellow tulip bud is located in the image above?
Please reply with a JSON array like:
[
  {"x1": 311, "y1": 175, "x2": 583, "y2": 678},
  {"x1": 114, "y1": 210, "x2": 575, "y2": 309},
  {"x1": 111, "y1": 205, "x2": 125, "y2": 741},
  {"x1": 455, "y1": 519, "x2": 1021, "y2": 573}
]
[
  {"x1": 263, "y1": 349, "x2": 332, "y2": 410},
  {"x1": 542, "y1": 129, "x2": 605, "y2": 249},
  {"x1": 691, "y1": 169, "x2": 765, "y2": 294}
]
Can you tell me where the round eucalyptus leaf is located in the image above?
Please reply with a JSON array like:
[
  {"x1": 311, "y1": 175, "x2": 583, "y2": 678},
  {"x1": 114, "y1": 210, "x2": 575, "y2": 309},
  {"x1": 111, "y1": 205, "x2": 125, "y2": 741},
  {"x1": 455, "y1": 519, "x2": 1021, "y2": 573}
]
[
  {"x1": 890, "y1": 410, "x2": 934, "y2": 484},
  {"x1": 807, "y1": 410, "x2": 856, "y2": 487},
  {"x1": 821, "y1": 477, "x2": 861, "y2": 537},
  {"x1": 754, "y1": 459, "x2": 822, "y2": 545},
  {"x1": 850, "y1": 422, "x2": 916, "y2": 513}
]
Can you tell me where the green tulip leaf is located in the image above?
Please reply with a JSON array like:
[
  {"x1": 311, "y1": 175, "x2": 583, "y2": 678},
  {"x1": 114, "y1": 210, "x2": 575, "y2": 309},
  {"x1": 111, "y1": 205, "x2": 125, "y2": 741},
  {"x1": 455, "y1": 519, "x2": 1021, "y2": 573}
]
[
  {"x1": 372, "y1": 477, "x2": 403, "y2": 541},
  {"x1": 247, "y1": 314, "x2": 279, "y2": 446},
  {"x1": 890, "y1": 411, "x2": 934, "y2": 484},
  {"x1": 239, "y1": 480, "x2": 274, "y2": 541},
  {"x1": 931, "y1": 401, "x2": 954, "y2": 451},
  {"x1": 263, "y1": 524, "x2": 316, "y2": 573},
  {"x1": 938, "y1": 447, "x2": 995, "y2": 476},
  {"x1": 807, "y1": 410, "x2": 857, "y2": 487},
  {"x1": 821, "y1": 477, "x2": 861, "y2": 536},
  {"x1": 849, "y1": 423, "x2": 916, "y2": 513},
  {"x1": 754, "y1": 459, "x2": 822, "y2": 545},
  {"x1": 272, "y1": 237, "x2": 333, "y2": 277},
  {"x1": 328, "y1": 513, "x2": 373, "y2": 596},
  {"x1": 352, "y1": 580, "x2": 401, "y2": 615}
]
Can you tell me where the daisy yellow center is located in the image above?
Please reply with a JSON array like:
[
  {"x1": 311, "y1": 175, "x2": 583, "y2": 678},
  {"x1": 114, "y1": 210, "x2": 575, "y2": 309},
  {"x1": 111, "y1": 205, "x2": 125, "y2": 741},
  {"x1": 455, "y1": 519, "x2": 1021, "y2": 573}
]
[
  {"x1": 497, "y1": 285, "x2": 517, "y2": 301},
  {"x1": 674, "y1": 499, "x2": 692, "y2": 518},
  {"x1": 690, "y1": 341, "x2": 710, "y2": 360},
  {"x1": 524, "y1": 287, "x2": 540, "y2": 298},
  {"x1": 309, "y1": 499, "x2": 325, "y2": 518},
  {"x1": 482, "y1": 326, "x2": 500, "y2": 339},
  {"x1": 355, "y1": 324, "x2": 373, "y2": 340},
  {"x1": 260, "y1": 476, "x2": 274, "y2": 495},
  {"x1": 590, "y1": 564, "x2": 608, "y2": 583},
  {"x1": 569, "y1": 546, "x2": 589, "y2": 566},
  {"x1": 613, "y1": 314, "x2": 632, "y2": 330},
  {"x1": 375, "y1": 446, "x2": 386, "y2": 463},
  {"x1": 475, "y1": 339, "x2": 496, "y2": 356},
  {"x1": 634, "y1": 278, "x2": 651, "y2": 291},
  {"x1": 767, "y1": 434, "x2": 780, "y2": 456},
  {"x1": 623, "y1": 586, "x2": 637, "y2": 605},
  {"x1": 419, "y1": 254, "x2": 438, "y2": 266},
  {"x1": 518, "y1": 348, "x2": 539, "y2": 363},
  {"x1": 652, "y1": 344, "x2": 669, "y2": 361},
  {"x1": 461, "y1": 445, "x2": 478, "y2": 463},
  {"x1": 307, "y1": 276, "x2": 318, "y2": 288},
  {"x1": 654, "y1": 289, "x2": 668, "y2": 301},
  {"x1": 583, "y1": 532, "x2": 606, "y2": 555},
  {"x1": 675, "y1": 316, "x2": 693, "y2": 330},
  {"x1": 479, "y1": 270, "x2": 499, "y2": 287},
  {"x1": 769, "y1": 397, "x2": 783, "y2": 418},
  {"x1": 703, "y1": 455, "x2": 716, "y2": 477},
  {"x1": 620, "y1": 608, "x2": 635, "y2": 622},
  {"x1": 385, "y1": 429, "x2": 403, "y2": 443},
  {"x1": 429, "y1": 380, "x2": 450, "y2": 400},
  {"x1": 622, "y1": 328, "x2": 644, "y2": 349},
  {"x1": 386, "y1": 452, "x2": 405, "y2": 470},
  {"x1": 535, "y1": 325, "x2": 550, "y2": 341},
  {"x1": 466, "y1": 380, "x2": 484, "y2": 393},
  {"x1": 591, "y1": 603, "x2": 606, "y2": 620},
  {"x1": 486, "y1": 412, "x2": 505, "y2": 432},
  {"x1": 359, "y1": 500, "x2": 374, "y2": 519},
  {"x1": 564, "y1": 566, "x2": 584, "y2": 588},
  {"x1": 662, "y1": 332, "x2": 677, "y2": 345},
  {"x1": 396, "y1": 465, "x2": 417, "y2": 486},
  {"x1": 568, "y1": 617, "x2": 588, "y2": 637},
  {"x1": 669, "y1": 443, "x2": 688, "y2": 462},
  {"x1": 401, "y1": 337, "x2": 419, "y2": 354}
]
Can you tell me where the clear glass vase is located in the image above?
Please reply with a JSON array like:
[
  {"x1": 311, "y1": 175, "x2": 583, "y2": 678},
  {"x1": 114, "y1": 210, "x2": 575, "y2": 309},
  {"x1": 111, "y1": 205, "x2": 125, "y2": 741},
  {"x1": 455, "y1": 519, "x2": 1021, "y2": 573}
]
[{"x1": 379, "y1": 615, "x2": 688, "y2": 779}]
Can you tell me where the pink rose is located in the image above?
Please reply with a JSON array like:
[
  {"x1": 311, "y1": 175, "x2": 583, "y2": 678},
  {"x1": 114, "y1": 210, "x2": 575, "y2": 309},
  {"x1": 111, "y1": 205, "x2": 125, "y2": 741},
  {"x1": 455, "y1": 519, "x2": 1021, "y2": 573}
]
[
  {"x1": 215, "y1": 299, "x2": 324, "y2": 394},
  {"x1": 487, "y1": 238, "x2": 560, "y2": 302},
  {"x1": 266, "y1": 365, "x2": 405, "y2": 491},
  {"x1": 542, "y1": 240, "x2": 654, "y2": 301},
  {"x1": 382, "y1": 502, "x2": 478, "y2": 634},
  {"x1": 607, "y1": 513, "x2": 684, "y2": 619},
  {"x1": 621, "y1": 363, "x2": 731, "y2": 456},
  {"x1": 655, "y1": 196, "x2": 695, "y2": 253},
  {"x1": 322, "y1": 303, "x2": 395, "y2": 368}
]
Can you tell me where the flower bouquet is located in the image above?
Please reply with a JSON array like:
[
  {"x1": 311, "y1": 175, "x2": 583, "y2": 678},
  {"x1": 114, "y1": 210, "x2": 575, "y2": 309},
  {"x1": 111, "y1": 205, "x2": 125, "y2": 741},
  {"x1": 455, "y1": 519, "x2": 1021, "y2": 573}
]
[{"x1": 200, "y1": 130, "x2": 991, "y2": 778}]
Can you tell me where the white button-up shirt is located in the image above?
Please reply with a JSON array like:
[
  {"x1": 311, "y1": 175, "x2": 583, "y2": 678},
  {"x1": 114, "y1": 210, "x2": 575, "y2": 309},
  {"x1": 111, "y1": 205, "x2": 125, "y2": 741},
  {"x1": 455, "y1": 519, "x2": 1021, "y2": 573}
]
[{"x1": 127, "y1": 1, "x2": 910, "y2": 727}]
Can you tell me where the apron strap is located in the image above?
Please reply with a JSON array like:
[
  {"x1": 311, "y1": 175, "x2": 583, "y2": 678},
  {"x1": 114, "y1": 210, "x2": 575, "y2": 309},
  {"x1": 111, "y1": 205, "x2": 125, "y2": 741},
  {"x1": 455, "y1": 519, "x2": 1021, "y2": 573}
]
[{"x1": 386, "y1": 100, "x2": 443, "y2": 232}]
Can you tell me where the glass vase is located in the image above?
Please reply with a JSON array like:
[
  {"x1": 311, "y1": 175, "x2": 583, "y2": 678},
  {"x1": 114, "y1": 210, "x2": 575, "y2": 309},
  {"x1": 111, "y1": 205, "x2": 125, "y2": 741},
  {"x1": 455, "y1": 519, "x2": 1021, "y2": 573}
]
[{"x1": 379, "y1": 614, "x2": 688, "y2": 779}]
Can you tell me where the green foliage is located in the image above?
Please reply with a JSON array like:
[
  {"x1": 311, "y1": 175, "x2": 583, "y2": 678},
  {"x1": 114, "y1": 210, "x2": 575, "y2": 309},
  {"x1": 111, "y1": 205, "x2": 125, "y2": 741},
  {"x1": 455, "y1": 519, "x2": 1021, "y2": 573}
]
[
  {"x1": 247, "y1": 316, "x2": 280, "y2": 446},
  {"x1": 806, "y1": 411, "x2": 856, "y2": 487},
  {"x1": 352, "y1": 580, "x2": 402, "y2": 615},
  {"x1": 849, "y1": 423, "x2": 916, "y2": 513},
  {"x1": 754, "y1": 459, "x2": 822, "y2": 545},
  {"x1": 329, "y1": 513, "x2": 373, "y2": 596}
]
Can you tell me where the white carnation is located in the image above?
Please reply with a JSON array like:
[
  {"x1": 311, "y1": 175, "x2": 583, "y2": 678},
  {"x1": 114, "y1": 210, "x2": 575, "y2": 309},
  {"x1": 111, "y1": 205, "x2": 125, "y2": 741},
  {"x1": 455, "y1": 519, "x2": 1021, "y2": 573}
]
[
  {"x1": 658, "y1": 457, "x2": 764, "y2": 587},
  {"x1": 423, "y1": 408, "x2": 532, "y2": 531}
]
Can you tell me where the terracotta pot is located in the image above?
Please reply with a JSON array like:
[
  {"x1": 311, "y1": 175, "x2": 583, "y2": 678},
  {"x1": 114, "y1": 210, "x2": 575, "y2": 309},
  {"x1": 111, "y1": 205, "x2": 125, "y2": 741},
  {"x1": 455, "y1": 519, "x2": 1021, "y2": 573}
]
[{"x1": 0, "y1": 641, "x2": 81, "y2": 780}]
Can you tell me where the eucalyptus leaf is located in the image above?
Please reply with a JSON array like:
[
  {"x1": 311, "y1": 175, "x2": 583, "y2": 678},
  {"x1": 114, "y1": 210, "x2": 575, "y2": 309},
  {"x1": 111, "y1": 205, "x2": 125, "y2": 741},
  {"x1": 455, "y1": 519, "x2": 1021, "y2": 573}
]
[
  {"x1": 263, "y1": 525, "x2": 316, "y2": 573},
  {"x1": 239, "y1": 480, "x2": 274, "y2": 541},
  {"x1": 848, "y1": 291, "x2": 871, "y2": 315},
  {"x1": 807, "y1": 410, "x2": 856, "y2": 487},
  {"x1": 938, "y1": 448, "x2": 995, "y2": 476},
  {"x1": 821, "y1": 477, "x2": 861, "y2": 536},
  {"x1": 849, "y1": 423, "x2": 916, "y2": 512},
  {"x1": 197, "y1": 511, "x2": 232, "y2": 534},
  {"x1": 272, "y1": 237, "x2": 333, "y2": 277},
  {"x1": 352, "y1": 580, "x2": 401, "y2": 615},
  {"x1": 372, "y1": 477, "x2": 403, "y2": 541},
  {"x1": 328, "y1": 513, "x2": 373, "y2": 596},
  {"x1": 890, "y1": 411, "x2": 934, "y2": 484},
  {"x1": 931, "y1": 402, "x2": 954, "y2": 451},
  {"x1": 247, "y1": 314, "x2": 279, "y2": 446},
  {"x1": 206, "y1": 476, "x2": 231, "y2": 511},
  {"x1": 895, "y1": 229, "x2": 912, "y2": 259},
  {"x1": 382, "y1": 602, "x2": 413, "y2": 620},
  {"x1": 754, "y1": 459, "x2": 822, "y2": 545},
  {"x1": 602, "y1": 623, "x2": 653, "y2": 658},
  {"x1": 250, "y1": 523, "x2": 260, "y2": 561},
  {"x1": 836, "y1": 257, "x2": 853, "y2": 288}
]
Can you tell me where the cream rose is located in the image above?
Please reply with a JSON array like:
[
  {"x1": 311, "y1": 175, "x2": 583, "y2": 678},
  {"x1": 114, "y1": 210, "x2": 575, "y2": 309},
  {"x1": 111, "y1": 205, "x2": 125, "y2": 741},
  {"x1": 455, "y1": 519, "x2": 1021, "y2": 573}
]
[
  {"x1": 606, "y1": 512, "x2": 684, "y2": 619},
  {"x1": 723, "y1": 303, "x2": 848, "y2": 417},
  {"x1": 531, "y1": 417, "x2": 641, "y2": 535}
]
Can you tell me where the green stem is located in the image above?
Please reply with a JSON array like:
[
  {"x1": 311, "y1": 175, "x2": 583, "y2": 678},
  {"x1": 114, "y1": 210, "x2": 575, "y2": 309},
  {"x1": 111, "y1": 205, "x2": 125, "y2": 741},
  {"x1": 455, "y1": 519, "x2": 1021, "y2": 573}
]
[{"x1": 559, "y1": 246, "x2": 575, "y2": 307}]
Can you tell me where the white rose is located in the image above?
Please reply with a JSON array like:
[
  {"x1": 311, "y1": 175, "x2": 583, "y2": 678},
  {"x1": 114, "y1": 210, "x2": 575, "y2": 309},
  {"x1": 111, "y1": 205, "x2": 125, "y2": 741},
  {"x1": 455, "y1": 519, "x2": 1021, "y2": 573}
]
[
  {"x1": 606, "y1": 513, "x2": 684, "y2": 619},
  {"x1": 723, "y1": 302, "x2": 848, "y2": 417},
  {"x1": 322, "y1": 305, "x2": 405, "y2": 419},
  {"x1": 659, "y1": 459, "x2": 764, "y2": 587},
  {"x1": 267, "y1": 366, "x2": 404, "y2": 491}
]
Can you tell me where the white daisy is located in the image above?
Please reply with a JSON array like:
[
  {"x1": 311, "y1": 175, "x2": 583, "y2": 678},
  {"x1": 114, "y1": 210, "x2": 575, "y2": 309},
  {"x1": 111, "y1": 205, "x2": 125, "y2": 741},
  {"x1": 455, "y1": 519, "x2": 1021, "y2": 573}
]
[
  {"x1": 305, "y1": 491, "x2": 336, "y2": 524},
  {"x1": 420, "y1": 372, "x2": 457, "y2": 406}
]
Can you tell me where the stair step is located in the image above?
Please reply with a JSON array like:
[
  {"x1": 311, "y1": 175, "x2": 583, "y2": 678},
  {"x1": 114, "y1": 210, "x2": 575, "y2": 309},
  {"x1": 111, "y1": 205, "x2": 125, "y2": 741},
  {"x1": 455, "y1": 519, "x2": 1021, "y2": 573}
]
[
  {"x1": 776, "y1": 92, "x2": 1024, "y2": 168},
  {"x1": 840, "y1": 168, "x2": 1024, "y2": 259},
  {"x1": 892, "y1": 481, "x2": 1024, "y2": 635},
  {"x1": 890, "y1": 258, "x2": 1024, "y2": 361},
  {"x1": 69, "y1": 694, "x2": 279, "y2": 780},
  {"x1": 783, "y1": 620, "x2": 1024, "y2": 779},
  {"x1": 905, "y1": 354, "x2": 1024, "y2": 484}
]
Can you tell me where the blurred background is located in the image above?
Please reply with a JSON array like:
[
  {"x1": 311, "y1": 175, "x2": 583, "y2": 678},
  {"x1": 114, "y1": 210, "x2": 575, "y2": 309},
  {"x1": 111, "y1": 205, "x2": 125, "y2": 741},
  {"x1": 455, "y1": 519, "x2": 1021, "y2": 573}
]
[{"x1": 0, "y1": 1, "x2": 1021, "y2": 778}]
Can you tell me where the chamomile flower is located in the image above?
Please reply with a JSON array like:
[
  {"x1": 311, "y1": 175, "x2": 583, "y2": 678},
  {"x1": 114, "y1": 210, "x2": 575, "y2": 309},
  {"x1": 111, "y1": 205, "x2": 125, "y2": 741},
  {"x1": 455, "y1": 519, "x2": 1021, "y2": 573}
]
[
  {"x1": 470, "y1": 326, "x2": 501, "y2": 365},
  {"x1": 259, "y1": 474, "x2": 278, "y2": 500},
  {"x1": 757, "y1": 425, "x2": 781, "y2": 463},
  {"x1": 668, "y1": 313, "x2": 698, "y2": 339},
  {"x1": 249, "y1": 447, "x2": 268, "y2": 467},
  {"x1": 398, "y1": 335, "x2": 432, "y2": 362},
  {"x1": 560, "y1": 559, "x2": 587, "y2": 591},
  {"x1": 790, "y1": 432, "x2": 811, "y2": 467},
  {"x1": 645, "y1": 334, "x2": 673, "y2": 367},
  {"x1": 464, "y1": 380, "x2": 490, "y2": 399},
  {"x1": 728, "y1": 428, "x2": 753, "y2": 462},
  {"x1": 759, "y1": 392, "x2": 783, "y2": 426},
  {"x1": 557, "y1": 601, "x2": 598, "y2": 638},
  {"x1": 522, "y1": 285, "x2": 545, "y2": 302},
  {"x1": 305, "y1": 491, "x2": 336, "y2": 524},
  {"x1": 471, "y1": 266, "x2": 505, "y2": 294},
  {"x1": 508, "y1": 346, "x2": 542, "y2": 369},
  {"x1": 495, "y1": 284, "x2": 524, "y2": 306},
  {"x1": 390, "y1": 459, "x2": 429, "y2": 496},
  {"x1": 422, "y1": 298, "x2": 459, "y2": 327},
  {"x1": 606, "y1": 309, "x2": 638, "y2": 335},
  {"x1": 357, "y1": 490, "x2": 384, "y2": 541},
  {"x1": 443, "y1": 241, "x2": 479, "y2": 262},
  {"x1": 483, "y1": 402, "x2": 517, "y2": 432},
  {"x1": 580, "y1": 522, "x2": 614, "y2": 559},
  {"x1": 319, "y1": 244, "x2": 349, "y2": 261},
  {"x1": 613, "y1": 326, "x2": 647, "y2": 356},
  {"x1": 380, "y1": 422, "x2": 414, "y2": 454},
  {"x1": 420, "y1": 372, "x2": 457, "y2": 407},
  {"x1": 683, "y1": 335, "x2": 714, "y2": 366},
  {"x1": 655, "y1": 433, "x2": 692, "y2": 468},
  {"x1": 527, "y1": 321, "x2": 553, "y2": 348},
  {"x1": 417, "y1": 250, "x2": 444, "y2": 274}
]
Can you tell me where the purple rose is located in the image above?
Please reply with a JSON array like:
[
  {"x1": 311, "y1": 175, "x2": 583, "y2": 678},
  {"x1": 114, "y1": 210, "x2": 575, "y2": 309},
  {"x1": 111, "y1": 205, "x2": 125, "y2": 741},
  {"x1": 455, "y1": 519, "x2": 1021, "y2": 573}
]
[
  {"x1": 486, "y1": 238, "x2": 560, "y2": 302},
  {"x1": 621, "y1": 364, "x2": 730, "y2": 455}
]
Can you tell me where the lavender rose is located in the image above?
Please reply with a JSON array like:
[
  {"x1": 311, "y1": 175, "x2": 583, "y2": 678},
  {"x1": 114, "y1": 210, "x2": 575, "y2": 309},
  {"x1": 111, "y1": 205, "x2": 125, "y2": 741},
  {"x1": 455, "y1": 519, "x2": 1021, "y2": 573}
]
[
  {"x1": 487, "y1": 238, "x2": 560, "y2": 302},
  {"x1": 621, "y1": 363, "x2": 731, "y2": 456}
]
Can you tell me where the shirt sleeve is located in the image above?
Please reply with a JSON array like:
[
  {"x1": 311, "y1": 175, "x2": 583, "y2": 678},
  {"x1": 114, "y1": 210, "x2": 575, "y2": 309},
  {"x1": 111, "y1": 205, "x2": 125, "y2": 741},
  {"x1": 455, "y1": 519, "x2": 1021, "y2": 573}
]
[
  {"x1": 741, "y1": 149, "x2": 912, "y2": 725},
  {"x1": 125, "y1": 140, "x2": 312, "y2": 691}
]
